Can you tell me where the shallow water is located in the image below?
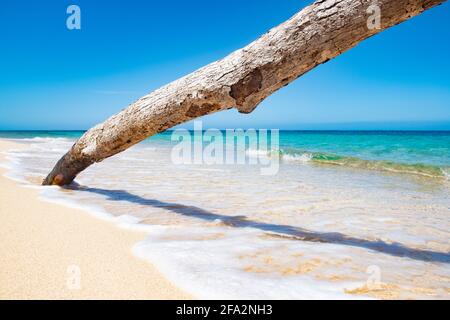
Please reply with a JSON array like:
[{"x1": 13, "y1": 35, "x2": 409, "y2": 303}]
[{"x1": 2, "y1": 132, "x2": 450, "y2": 299}]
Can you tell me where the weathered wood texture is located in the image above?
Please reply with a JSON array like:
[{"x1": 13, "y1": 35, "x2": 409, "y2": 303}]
[{"x1": 43, "y1": 0, "x2": 446, "y2": 185}]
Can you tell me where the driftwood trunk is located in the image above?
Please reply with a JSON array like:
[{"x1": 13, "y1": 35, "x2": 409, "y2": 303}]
[{"x1": 43, "y1": 0, "x2": 446, "y2": 186}]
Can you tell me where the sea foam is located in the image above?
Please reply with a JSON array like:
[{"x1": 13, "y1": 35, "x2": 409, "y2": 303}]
[{"x1": 2, "y1": 136, "x2": 450, "y2": 299}]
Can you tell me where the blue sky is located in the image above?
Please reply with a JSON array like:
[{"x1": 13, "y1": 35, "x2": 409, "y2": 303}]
[{"x1": 0, "y1": 0, "x2": 449, "y2": 130}]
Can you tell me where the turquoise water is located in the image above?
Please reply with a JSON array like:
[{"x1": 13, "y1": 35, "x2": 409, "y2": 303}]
[
  {"x1": 1, "y1": 130, "x2": 449, "y2": 178},
  {"x1": 276, "y1": 131, "x2": 450, "y2": 179},
  {"x1": 2, "y1": 130, "x2": 450, "y2": 298},
  {"x1": 0, "y1": 130, "x2": 84, "y2": 140}
]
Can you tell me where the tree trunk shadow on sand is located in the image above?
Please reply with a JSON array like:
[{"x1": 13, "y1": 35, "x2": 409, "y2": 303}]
[{"x1": 67, "y1": 184, "x2": 450, "y2": 264}]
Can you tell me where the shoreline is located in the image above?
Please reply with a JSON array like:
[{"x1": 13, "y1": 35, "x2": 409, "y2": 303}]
[
  {"x1": 0, "y1": 139, "x2": 192, "y2": 299},
  {"x1": 1, "y1": 137, "x2": 448, "y2": 299}
]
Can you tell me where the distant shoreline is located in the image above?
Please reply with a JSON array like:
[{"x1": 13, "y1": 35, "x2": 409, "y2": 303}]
[{"x1": 1, "y1": 129, "x2": 450, "y2": 134}]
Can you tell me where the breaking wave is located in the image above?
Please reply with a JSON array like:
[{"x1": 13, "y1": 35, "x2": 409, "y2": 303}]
[{"x1": 250, "y1": 148, "x2": 450, "y2": 180}]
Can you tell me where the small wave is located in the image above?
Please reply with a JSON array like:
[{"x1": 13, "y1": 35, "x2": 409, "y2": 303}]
[
  {"x1": 246, "y1": 148, "x2": 282, "y2": 160},
  {"x1": 246, "y1": 149, "x2": 271, "y2": 157},
  {"x1": 21, "y1": 137, "x2": 73, "y2": 143},
  {"x1": 278, "y1": 149, "x2": 449, "y2": 180},
  {"x1": 442, "y1": 168, "x2": 450, "y2": 180},
  {"x1": 281, "y1": 152, "x2": 313, "y2": 163}
]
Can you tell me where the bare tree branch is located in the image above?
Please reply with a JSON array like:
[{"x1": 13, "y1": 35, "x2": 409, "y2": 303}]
[{"x1": 43, "y1": 0, "x2": 446, "y2": 186}]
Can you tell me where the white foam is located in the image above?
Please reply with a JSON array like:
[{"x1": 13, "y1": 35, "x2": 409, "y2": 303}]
[
  {"x1": 132, "y1": 227, "x2": 364, "y2": 299},
  {"x1": 282, "y1": 152, "x2": 313, "y2": 163},
  {"x1": 2, "y1": 137, "x2": 449, "y2": 299},
  {"x1": 20, "y1": 137, "x2": 72, "y2": 143},
  {"x1": 442, "y1": 167, "x2": 450, "y2": 180}
]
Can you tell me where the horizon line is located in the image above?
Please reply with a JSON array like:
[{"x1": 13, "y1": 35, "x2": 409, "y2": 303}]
[{"x1": 1, "y1": 129, "x2": 450, "y2": 132}]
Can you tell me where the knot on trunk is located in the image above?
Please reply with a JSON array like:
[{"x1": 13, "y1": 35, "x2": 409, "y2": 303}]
[{"x1": 230, "y1": 68, "x2": 263, "y2": 114}]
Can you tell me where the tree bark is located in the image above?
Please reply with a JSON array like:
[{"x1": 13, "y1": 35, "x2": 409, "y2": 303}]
[{"x1": 43, "y1": 0, "x2": 446, "y2": 186}]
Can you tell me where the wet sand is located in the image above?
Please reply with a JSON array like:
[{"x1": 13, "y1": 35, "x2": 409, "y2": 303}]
[{"x1": 0, "y1": 140, "x2": 191, "y2": 299}]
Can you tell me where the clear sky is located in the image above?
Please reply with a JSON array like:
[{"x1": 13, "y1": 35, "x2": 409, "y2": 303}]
[{"x1": 0, "y1": 0, "x2": 449, "y2": 130}]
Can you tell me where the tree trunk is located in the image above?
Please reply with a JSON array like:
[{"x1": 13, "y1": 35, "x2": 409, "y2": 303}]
[{"x1": 43, "y1": 0, "x2": 446, "y2": 186}]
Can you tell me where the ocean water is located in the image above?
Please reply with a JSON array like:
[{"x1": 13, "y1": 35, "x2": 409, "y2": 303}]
[{"x1": 1, "y1": 130, "x2": 449, "y2": 299}]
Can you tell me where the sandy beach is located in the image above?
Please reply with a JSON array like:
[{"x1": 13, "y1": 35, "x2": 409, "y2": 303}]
[
  {"x1": 0, "y1": 139, "x2": 191, "y2": 300},
  {"x1": 1, "y1": 0, "x2": 449, "y2": 304},
  {"x1": 1, "y1": 134, "x2": 449, "y2": 299}
]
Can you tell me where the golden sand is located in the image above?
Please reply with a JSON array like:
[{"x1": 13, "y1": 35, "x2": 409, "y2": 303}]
[{"x1": 0, "y1": 140, "x2": 191, "y2": 299}]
